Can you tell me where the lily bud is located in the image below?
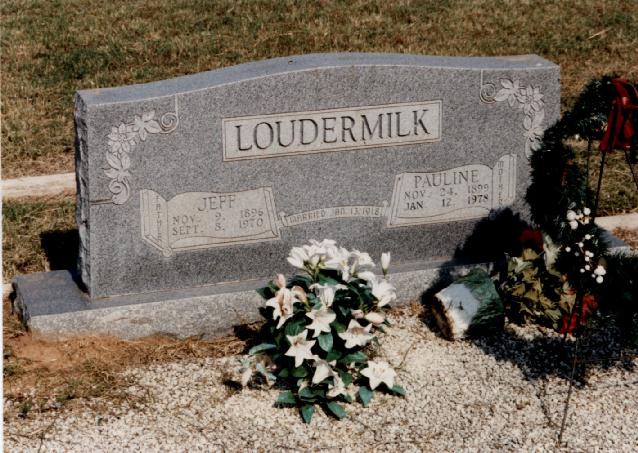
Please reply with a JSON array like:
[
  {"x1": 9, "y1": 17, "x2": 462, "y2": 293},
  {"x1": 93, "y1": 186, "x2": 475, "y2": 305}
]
[
  {"x1": 275, "y1": 273, "x2": 286, "y2": 289},
  {"x1": 381, "y1": 252, "x2": 391, "y2": 275}
]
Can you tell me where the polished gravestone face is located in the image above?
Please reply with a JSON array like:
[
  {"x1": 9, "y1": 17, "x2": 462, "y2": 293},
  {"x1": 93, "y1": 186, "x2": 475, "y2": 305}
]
[{"x1": 74, "y1": 53, "x2": 560, "y2": 299}]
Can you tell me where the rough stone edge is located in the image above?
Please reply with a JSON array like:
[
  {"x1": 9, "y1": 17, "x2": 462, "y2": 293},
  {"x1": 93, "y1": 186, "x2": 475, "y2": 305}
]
[
  {"x1": 20, "y1": 262, "x2": 489, "y2": 340},
  {"x1": 74, "y1": 93, "x2": 91, "y2": 294}
]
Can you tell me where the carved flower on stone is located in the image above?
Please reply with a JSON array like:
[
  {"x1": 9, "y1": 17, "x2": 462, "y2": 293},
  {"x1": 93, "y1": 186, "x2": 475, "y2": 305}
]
[
  {"x1": 107, "y1": 123, "x2": 137, "y2": 155},
  {"x1": 520, "y1": 86, "x2": 544, "y2": 116},
  {"x1": 131, "y1": 111, "x2": 162, "y2": 141},
  {"x1": 494, "y1": 79, "x2": 522, "y2": 107}
]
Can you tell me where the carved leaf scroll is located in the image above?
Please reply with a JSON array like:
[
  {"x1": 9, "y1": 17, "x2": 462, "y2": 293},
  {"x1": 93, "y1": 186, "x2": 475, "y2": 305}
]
[
  {"x1": 480, "y1": 74, "x2": 546, "y2": 159},
  {"x1": 104, "y1": 97, "x2": 179, "y2": 205}
]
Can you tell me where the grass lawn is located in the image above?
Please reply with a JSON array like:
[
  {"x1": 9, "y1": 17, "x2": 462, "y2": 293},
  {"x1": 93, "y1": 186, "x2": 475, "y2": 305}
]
[{"x1": 1, "y1": 0, "x2": 637, "y2": 282}]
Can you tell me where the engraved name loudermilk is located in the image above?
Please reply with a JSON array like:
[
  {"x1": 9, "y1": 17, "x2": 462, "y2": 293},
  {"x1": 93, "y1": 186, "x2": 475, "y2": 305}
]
[{"x1": 222, "y1": 101, "x2": 442, "y2": 160}]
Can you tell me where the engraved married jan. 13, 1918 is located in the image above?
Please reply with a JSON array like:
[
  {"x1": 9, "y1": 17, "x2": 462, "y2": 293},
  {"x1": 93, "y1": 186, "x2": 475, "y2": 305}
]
[{"x1": 222, "y1": 101, "x2": 441, "y2": 160}]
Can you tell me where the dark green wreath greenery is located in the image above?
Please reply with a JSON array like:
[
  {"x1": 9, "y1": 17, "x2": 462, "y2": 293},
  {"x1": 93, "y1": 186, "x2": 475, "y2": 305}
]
[{"x1": 524, "y1": 75, "x2": 637, "y2": 329}]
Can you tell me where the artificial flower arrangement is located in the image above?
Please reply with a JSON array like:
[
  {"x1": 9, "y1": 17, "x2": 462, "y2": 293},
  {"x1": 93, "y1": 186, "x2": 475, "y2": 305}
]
[
  {"x1": 501, "y1": 206, "x2": 606, "y2": 334},
  {"x1": 247, "y1": 239, "x2": 405, "y2": 423}
]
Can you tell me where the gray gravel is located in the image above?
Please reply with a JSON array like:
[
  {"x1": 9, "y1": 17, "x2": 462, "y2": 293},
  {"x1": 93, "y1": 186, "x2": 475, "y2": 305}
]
[{"x1": 5, "y1": 313, "x2": 638, "y2": 452}]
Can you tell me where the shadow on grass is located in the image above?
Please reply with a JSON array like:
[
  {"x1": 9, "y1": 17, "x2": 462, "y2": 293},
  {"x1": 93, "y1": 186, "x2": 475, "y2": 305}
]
[
  {"x1": 420, "y1": 208, "x2": 637, "y2": 383},
  {"x1": 40, "y1": 228, "x2": 79, "y2": 272}
]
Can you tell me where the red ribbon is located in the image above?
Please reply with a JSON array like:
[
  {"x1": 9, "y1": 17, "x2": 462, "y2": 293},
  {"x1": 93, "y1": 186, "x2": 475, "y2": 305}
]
[{"x1": 599, "y1": 78, "x2": 638, "y2": 153}]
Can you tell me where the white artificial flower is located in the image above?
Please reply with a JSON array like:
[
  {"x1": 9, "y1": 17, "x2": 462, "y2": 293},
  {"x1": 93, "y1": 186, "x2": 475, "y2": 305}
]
[
  {"x1": 351, "y1": 309, "x2": 364, "y2": 319},
  {"x1": 569, "y1": 220, "x2": 578, "y2": 230},
  {"x1": 275, "y1": 273, "x2": 286, "y2": 289},
  {"x1": 596, "y1": 276, "x2": 604, "y2": 284},
  {"x1": 585, "y1": 234, "x2": 592, "y2": 240},
  {"x1": 381, "y1": 252, "x2": 391, "y2": 275},
  {"x1": 594, "y1": 265, "x2": 606, "y2": 276},
  {"x1": 585, "y1": 256, "x2": 590, "y2": 262},
  {"x1": 291, "y1": 285, "x2": 307, "y2": 303},
  {"x1": 357, "y1": 270, "x2": 378, "y2": 282},
  {"x1": 310, "y1": 283, "x2": 346, "y2": 307},
  {"x1": 565, "y1": 246, "x2": 571, "y2": 252},
  {"x1": 351, "y1": 250, "x2": 375, "y2": 273},
  {"x1": 306, "y1": 307, "x2": 336, "y2": 337},
  {"x1": 285, "y1": 331, "x2": 316, "y2": 367},
  {"x1": 364, "y1": 312, "x2": 385, "y2": 325},
  {"x1": 566, "y1": 210, "x2": 577, "y2": 221},
  {"x1": 585, "y1": 265, "x2": 590, "y2": 270},
  {"x1": 311, "y1": 358, "x2": 337, "y2": 384},
  {"x1": 338, "y1": 319, "x2": 374, "y2": 349},
  {"x1": 578, "y1": 242, "x2": 584, "y2": 248},
  {"x1": 326, "y1": 375, "x2": 348, "y2": 399},
  {"x1": 583, "y1": 207, "x2": 591, "y2": 215},
  {"x1": 324, "y1": 246, "x2": 353, "y2": 280},
  {"x1": 287, "y1": 246, "x2": 309, "y2": 269},
  {"x1": 360, "y1": 360, "x2": 397, "y2": 390},
  {"x1": 371, "y1": 278, "x2": 396, "y2": 307},
  {"x1": 266, "y1": 287, "x2": 296, "y2": 329},
  {"x1": 580, "y1": 268, "x2": 585, "y2": 273}
]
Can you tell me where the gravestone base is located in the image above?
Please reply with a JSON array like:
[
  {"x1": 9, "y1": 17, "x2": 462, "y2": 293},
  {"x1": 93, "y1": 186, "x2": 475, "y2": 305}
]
[
  {"x1": 13, "y1": 259, "x2": 489, "y2": 340},
  {"x1": 12, "y1": 231, "x2": 629, "y2": 340}
]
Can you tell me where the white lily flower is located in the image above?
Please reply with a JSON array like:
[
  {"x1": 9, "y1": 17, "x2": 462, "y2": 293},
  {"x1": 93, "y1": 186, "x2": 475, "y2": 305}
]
[
  {"x1": 338, "y1": 319, "x2": 374, "y2": 349},
  {"x1": 565, "y1": 246, "x2": 571, "y2": 252},
  {"x1": 569, "y1": 220, "x2": 579, "y2": 230},
  {"x1": 310, "y1": 283, "x2": 346, "y2": 307},
  {"x1": 324, "y1": 248, "x2": 353, "y2": 280},
  {"x1": 326, "y1": 375, "x2": 348, "y2": 399},
  {"x1": 291, "y1": 285, "x2": 307, "y2": 303},
  {"x1": 594, "y1": 265, "x2": 606, "y2": 276},
  {"x1": 381, "y1": 252, "x2": 391, "y2": 275},
  {"x1": 371, "y1": 278, "x2": 396, "y2": 307},
  {"x1": 357, "y1": 270, "x2": 378, "y2": 283},
  {"x1": 364, "y1": 312, "x2": 385, "y2": 325},
  {"x1": 285, "y1": 331, "x2": 316, "y2": 368},
  {"x1": 306, "y1": 307, "x2": 336, "y2": 337},
  {"x1": 266, "y1": 287, "x2": 296, "y2": 329},
  {"x1": 351, "y1": 309, "x2": 364, "y2": 319},
  {"x1": 361, "y1": 360, "x2": 397, "y2": 390},
  {"x1": 566, "y1": 210, "x2": 577, "y2": 221},
  {"x1": 596, "y1": 276, "x2": 604, "y2": 284},
  {"x1": 351, "y1": 250, "x2": 375, "y2": 272},
  {"x1": 311, "y1": 358, "x2": 337, "y2": 384},
  {"x1": 287, "y1": 246, "x2": 309, "y2": 269},
  {"x1": 583, "y1": 207, "x2": 591, "y2": 215}
]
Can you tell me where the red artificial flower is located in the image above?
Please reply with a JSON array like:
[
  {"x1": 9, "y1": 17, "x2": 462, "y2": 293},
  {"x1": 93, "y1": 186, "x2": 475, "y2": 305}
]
[
  {"x1": 559, "y1": 294, "x2": 599, "y2": 334},
  {"x1": 519, "y1": 228, "x2": 544, "y2": 253}
]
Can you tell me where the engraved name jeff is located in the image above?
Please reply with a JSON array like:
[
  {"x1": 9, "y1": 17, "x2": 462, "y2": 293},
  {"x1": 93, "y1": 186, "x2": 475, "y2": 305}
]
[{"x1": 223, "y1": 101, "x2": 441, "y2": 160}]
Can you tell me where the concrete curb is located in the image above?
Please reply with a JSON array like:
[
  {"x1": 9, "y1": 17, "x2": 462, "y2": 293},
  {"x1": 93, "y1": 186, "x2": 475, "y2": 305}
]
[{"x1": 2, "y1": 173, "x2": 75, "y2": 200}]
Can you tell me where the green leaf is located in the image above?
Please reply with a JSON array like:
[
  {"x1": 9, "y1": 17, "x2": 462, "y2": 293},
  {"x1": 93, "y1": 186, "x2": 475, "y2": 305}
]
[
  {"x1": 318, "y1": 333, "x2": 333, "y2": 352},
  {"x1": 340, "y1": 351, "x2": 367, "y2": 364},
  {"x1": 292, "y1": 366, "x2": 308, "y2": 378},
  {"x1": 256, "y1": 283, "x2": 277, "y2": 300},
  {"x1": 390, "y1": 385, "x2": 406, "y2": 396},
  {"x1": 317, "y1": 274, "x2": 341, "y2": 286},
  {"x1": 276, "y1": 390, "x2": 296, "y2": 406},
  {"x1": 300, "y1": 404, "x2": 315, "y2": 424},
  {"x1": 339, "y1": 371, "x2": 353, "y2": 386},
  {"x1": 299, "y1": 386, "x2": 316, "y2": 401},
  {"x1": 325, "y1": 401, "x2": 347, "y2": 419},
  {"x1": 336, "y1": 304, "x2": 351, "y2": 317},
  {"x1": 284, "y1": 318, "x2": 306, "y2": 337},
  {"x1": 332, "y1": 321, "x2": 347, "y2": 333},
  {"x1": 358, "y1": 386, "x2": 373, "y2": 407},
  {"x1": 325, "y1": 350, "x2": 342, "y2": 362},
  {"x1": 248, "y1": 343, "x2": 277, "y2": 355},
  {"x1": 278, "y1": 368, "x2": 289, "y2": 378}
]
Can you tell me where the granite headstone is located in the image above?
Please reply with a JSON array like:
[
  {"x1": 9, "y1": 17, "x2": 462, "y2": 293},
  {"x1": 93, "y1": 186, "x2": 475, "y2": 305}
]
[{"x1": 14, "y1": 53, "x2": 561, "y2": 338}]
